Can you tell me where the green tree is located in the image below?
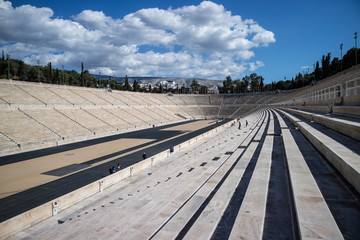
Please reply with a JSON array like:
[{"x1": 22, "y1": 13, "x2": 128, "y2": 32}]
[
  {"x1": 241, "y1": 76, "x2": 250, "y2": 92},
  {"x1": 330, "y1": 57, "x2": 339, "y2": 75},
  {"x1": 124, "y1": 75, "x2": 131, "y2": 91},
  {"x1": 221, "y1": 75, "x2": 233, "y2": 93},
  {"x1": 250, "y1": 73, "x2": 260, "y2": 92},
  {"x1": 190, "y1": 79, "x2": 200, "y2": 93},
  {"x1": 259, "y1": 76, "x2": 264, "y2": 92},
  {"x1": 54, "y1": 68, "x2": 60, "y2": 84},
  {"x1": 314, "y1": 61, "x2": 320, "y2": 82},
  {"x1": 199, "y1": 85, "x2": 208, "y2": 94},
  {"x1": 83, "y1": 70, "x2": 96, "y2": 87},
  {"x1": 47, "y1": 62, "x2": 52, "y2": 83},
  {"x1": 233, "y1": 79, "x2": 241, "y2": 93},
  {"x1": 133, "y1": 79, "x2": 140, "y2": 92},
  {"x1": 343, "y1": 48, "x2": 360, "y2": 70},
  {"x1": 321, "y1": 53, "x2": 331, "y2": 79},
  {"x1": 80, "y1": 62, "x2": 85, "y2": 86}
]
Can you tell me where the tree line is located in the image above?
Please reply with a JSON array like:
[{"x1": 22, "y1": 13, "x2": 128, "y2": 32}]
[
  {"x1": 217, "y1": 47, "x2": 359, "y2": 93},
  {"x1": 0, "y1": 52, "x2": 202, "y2": 94},
  {"x1": 271, "y1": 47, "x2": 359, "y2": 91},
  {"x1": 1, "y1": 46, "x2": 358, "y2": 94},
  {"x1": 0, "y1": 53, "x2": 97, "y2": 87}
]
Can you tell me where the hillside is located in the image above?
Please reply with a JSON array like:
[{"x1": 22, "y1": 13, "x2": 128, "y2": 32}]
[{"x1": 90, "y1": 75, "x2": 223, "y2": 87}]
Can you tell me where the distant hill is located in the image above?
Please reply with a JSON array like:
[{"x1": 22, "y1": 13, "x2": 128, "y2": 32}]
[{"x1": 90, "y1": 75, "x2": 223, "y2": 87}]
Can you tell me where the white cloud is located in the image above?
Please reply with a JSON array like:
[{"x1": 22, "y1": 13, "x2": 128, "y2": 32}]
[
  {"x1": 0, "y1": 0, "x2": 275, "y2": 79},
  {"x1": 249, "y1": 61, "x2": 265, "y2": 71}
]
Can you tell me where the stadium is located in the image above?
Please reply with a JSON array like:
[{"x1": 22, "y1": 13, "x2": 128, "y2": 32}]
[{"x1": 0, "y1": 64, "x2": 359, "y2": 239}]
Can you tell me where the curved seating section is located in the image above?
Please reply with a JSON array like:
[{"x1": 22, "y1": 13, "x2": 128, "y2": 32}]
[
  {"x1": 180, "y1": 95, "x2": 198, "y2": 105},
  {"x1": 89, "y1": 90, "x2": 126, "y2": 105},
  {"x1": 165, "y1": 95, "x2": 186, "y2": 105},
  {"x1": 199, "y1": 106, "x2": 220, "y2": 118},
  {"x1": 181, "y1": 106, "x2": 204, "y2": 119},
  {"x1": 0, "y1": 83, "x2": 43, "y2": 105},
  {"x1": 277, "y1": 65, "x2": 360, "y2": 106},
  {"x1": 222, "y1": 95, "x2": 239, "y2": 104},
  {"x1": 209, "y1": 94, "x2": 223, "y2": 105},
  {"x1": 7, "y1": 108, "x2": 360, "y2": 239},
  {"x1": 2, "y1": 67, "x2": 360, "y2": 239},
  {"x1": 218, "y1": 106, "x2": 240, "y2": 118},
  {"x1": 22, "y1": 108, "x2": 91, "y2": 139},
  {"x1": 0, "y1": 66, "x2": 358, "y2": 157},
  {"x1": 104, "y1": 107, "x2": 139, "y2": 127},
  {"x1": 194, "y1": 95, "x2": 210, "y2": 105},
  {"x1": 0, "y1": 108, "x2": 60, "y2": 150},
  {"x1": 49, "y1": 88, "x2": 95, "y2": 105},
  {"x1": 17, "y1": 84, "x2": 71, "y2": 105},
  {"x1": 153, "y1": 106, "x2": 181, "y2": 121}
]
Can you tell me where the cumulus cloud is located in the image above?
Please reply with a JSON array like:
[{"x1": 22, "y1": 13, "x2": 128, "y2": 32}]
[{"x1": 0, "y1": 0, "x2": 275, "y2": 79}]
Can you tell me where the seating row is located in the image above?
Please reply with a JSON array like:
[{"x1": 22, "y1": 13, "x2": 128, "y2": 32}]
[
  {"x1": 281, "y1": 107, "x2": 360, "y2": 141},
  {"x1": 0, "y1": 105, "x2": 187, "y2": 156},
  {"x1": 278, "y1": 108, "x2": 360, "y2": 194},
  {"x1": 0, "y1": 80, "x2": 287, "y2": 108}
]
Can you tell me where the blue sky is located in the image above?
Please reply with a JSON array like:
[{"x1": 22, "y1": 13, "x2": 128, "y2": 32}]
[{"x1": 2, "y1": 0, "x2": 359, "y2": 83}]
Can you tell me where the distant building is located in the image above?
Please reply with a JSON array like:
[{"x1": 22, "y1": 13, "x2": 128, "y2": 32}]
[
  {"x1": 208, "y1": 86, "x2": 219, "y2": 94},
  {"x1": 167, "y1": 80, "x2": 177, "y2": 88},
  {"x1": 159, "y1": 80, "x2": 177, "y2": 90},
  {"x1": 139, "y1": 82, "x2": 151, "y2": 91}
]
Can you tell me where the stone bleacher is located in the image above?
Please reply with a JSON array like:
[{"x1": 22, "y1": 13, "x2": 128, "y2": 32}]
[
  {"x1": 90, "y1": 90, "x2": 127, "y2": 105},
  {"x1": 218, "y1": 106, "x2": 240, "y2": 118},
  {"x1": 2, "y1": 66, "x2": 360, "y2": 238},
  {"x1": 0, "y1": 82, "x2": 44, "y2": 105},
  {"x1": 164, "y1": 105, "x2": 192, "y2": 119},
  {"x1": 71, "y1": 88, "x2": 111, "y2": 105},
  {"x1": 200, "y1": 106, "x2": 220, "y2": 118},
  {"x1": 22, "y1": 108, "x2": 91, "y2": 139},
  {"x1": 278, "y1": 65, "x2": 360, "y2": 106},
  {"x1": 149, "y1": 106, "x2": 180, "y2": 122},
  {"x1": 8, "y1": 107, "x2": 360, "y2": 239},
  {"x1": 125, "y1": 107, "x2": 158, "y2": 126},
  {"x1": 2, "y1": 69, "x2": 358, "y2": 156},
  {"x1": 48, "y1": 87, "x2": 95, "y2": 105},
  {"x1": 17, "y1": 84, "x2": 70, "y2": 105},
  {"x1": 194, "y1": 95, "x2": 210, "y2": 105},
  {"x1": 222, "y1": 95, "x2": 239, "y2": 105},
  {"x1": 124, "y1": 92, "x2": 148, "y2": 105},
  {"x1": 181, "y1": 106, "x2": 204, "y2": 119},
  {"x1": 209, "y1": 94, "x2": 223, "y2": 105},
  {"x1": 102, "y1": 107, "x2": 137, "y2": 128},
  {"x1": 278, "y1": 108, "x2": 360, "y2": 194},
  {"x1": 135, "y1": 106, "x2": 167, "y2": 124},
  {"x1": 57, "y1": 108, "x2": 115, "y2": 134},
  {"x1": 180, "y1": 95, "x2": 198, "y2": 105},
  {"x1": 82, "y1": 107, "x2": 130, "y2": 131},
  {"x1": 0, "y1": 108, "x2": 60, "y2": 149},
  {"x1": 156, "y1": 94, "x2": 176, "y2": 105},
  {"x1": 165, "y1": 95, "x2": 186, "y2": 105}
]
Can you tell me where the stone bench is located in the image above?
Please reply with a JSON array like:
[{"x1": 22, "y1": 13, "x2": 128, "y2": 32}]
[
  {"x1": 282, "y1": 107, "x2": 360, "y2": 141},
  {"x1": 274, "y1": 110, "x2": 343, "y2": 239},
  {"x1": 228, "y1": 111, "x2": 273, "y2": 239},
  {"x1": 278, "y1": 109, "x2": 360, "y2": 194}
]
